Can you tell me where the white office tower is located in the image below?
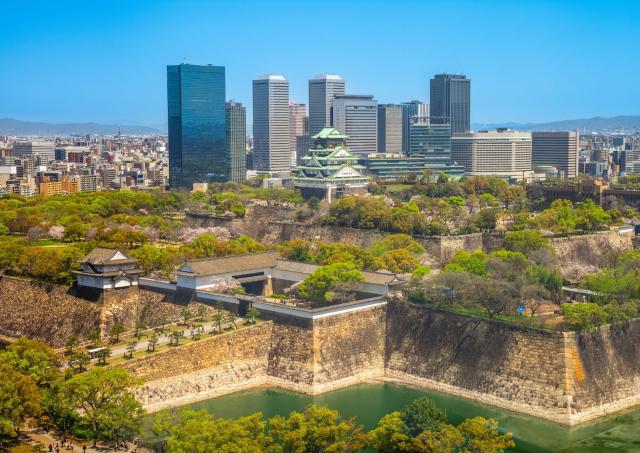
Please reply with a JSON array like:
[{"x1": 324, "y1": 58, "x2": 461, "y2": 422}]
[
  {"x1": 331, "y1": 95, "x2": 378, "y2": 156},
  {"x1": 308, "y1": 74, "x2": 345, "y2": 136},
  {"x1": 253, "y1": 75, "x2": 291, "y2": 172}
]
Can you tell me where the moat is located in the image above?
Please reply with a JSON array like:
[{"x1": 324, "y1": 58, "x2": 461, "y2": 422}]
[{"x1": 184, "y1": 382, "x2": 640, "y2": 453}]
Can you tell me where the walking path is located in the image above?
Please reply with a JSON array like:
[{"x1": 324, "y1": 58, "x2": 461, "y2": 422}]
[
  {"x1": 87, "y1": 318, "x2": 240, "y2": 364},
  {"x1": 24, "y1": 430, "x2": 148, "y2": 453}
]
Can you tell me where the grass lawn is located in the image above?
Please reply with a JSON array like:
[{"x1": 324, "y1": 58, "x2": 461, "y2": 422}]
[{"x1": 384, "y1": 184, "x2": 414, "y2": 193}]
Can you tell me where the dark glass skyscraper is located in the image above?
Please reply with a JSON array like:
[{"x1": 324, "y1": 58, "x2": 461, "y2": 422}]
[
  {"x1": 409, "y1": 119, "x2": 452, "y2": 167},
  {"x1": 167, "y1": 63, "x2": 226, "y2": 188},
  {"x1": 430, "y1": 74, "x2": 470, "y2": 134}
]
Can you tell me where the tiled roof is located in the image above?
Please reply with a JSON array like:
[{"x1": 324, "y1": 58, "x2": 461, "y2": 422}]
[
  {"x1": 80, "y1": 247, "x2": 138, "y2": 265},
  {"x1": 312, "y1": 127, "x2": 349, "y2": 140},
  {"x1": 177, "y1": 251, "x2": 281, "y2": 276},
  {"x1": 274, "y1": 260, "x2": 398, "y2": 285}
]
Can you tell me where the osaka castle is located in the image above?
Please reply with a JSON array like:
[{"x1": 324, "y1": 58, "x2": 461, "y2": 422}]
[{"x1": 292, "y1": 127, "x2": 370, "y2": 201}]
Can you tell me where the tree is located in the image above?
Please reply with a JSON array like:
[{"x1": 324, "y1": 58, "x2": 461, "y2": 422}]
[
  {"x1": 96, "y1": 347, "x2": 111, "y2": 366},
  {"x1": 212, "y1": 305, "x2": 224, "y2": 333},
  {"x1": 225, "y1": 312, "x2": 237, "y2": 330},
  {"x1": 109, "y1": 323, "x2": 125, "y2": 343},
  {"x1": 246, "y1": 307, "x2": 260, "y2": 325},
  {"x1": 60, "y1": 367, "x2": 144, "y2": 445},
  {"x1": 125, "y1": 341, "x2": 138, "y2": 359},
  {"x1": 196, "y1": 305, "x2": 208, "y2": 322},
  {"x1": 169, "y1": 331, "x2": 182, "y2": 346},
  {"x1": 444, "y1": 250, "x2": 488, "y2": 277},
  {"x1": 457, "y1": 417, "x2": 515, "y2": 453},
  {"x1": 563, "y1": 303, "x2": 607, "y2": 331},
  {"x1": 307, "y1": 196, "x2": 321, "y2": 210},
  {"x1": 180, "y1": 307, "x2": 193, "y2": 325},
  {"x1": 298, "y1": 262, "x2": 364, "y2": 301},
  {"x1": 65, "y1": 336, "x2": 79, "y2": 355},
  {"x1": 473, "y1": 208, "x2": 497, "y2": 232},
  {"x1": 0, "y1": 363, "x2": 41, "y2": 443},
  {"x1": 410, "y1": 424, "x2": 465, "y2": 453},
  {"x1": 88, "y1": 330, "x2": 101, "y2": 348},
  {"x1": 0, "y1": 338, "x2": 60, "y2": 386},
  {"x1": 68, "y1": 352, "x2": 90, "y2": 372},
  {"x1": 367, "y1": 412, "x2": 410, "y2": 453},
  {"x1": 575, "y1": 199, "x2": 611, "y2": 232},
  {"x1": 504, "y1": 230, "x2": 550, "y2": 255},
  {"x1": 401, "y1": 397, "x2": 446, "y2": 437},
  {"x1": 147, "y1": 333, "x2": 159, "y2": 352},
  {"x1": 268, "y1": 404, "x2": 367, "y2": 453}
]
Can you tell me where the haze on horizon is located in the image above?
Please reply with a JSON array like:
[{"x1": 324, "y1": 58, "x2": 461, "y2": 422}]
[{"x1": 1, "y1": 0, "x2": 639, "y2": 127}]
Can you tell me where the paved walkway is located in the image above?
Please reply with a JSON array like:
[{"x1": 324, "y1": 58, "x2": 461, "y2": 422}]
[
  {"x1": 25, "y1": 430, "x2": 147, "y2": 453},
  {"x1": 88, "y1": 318, "x2": 240, "y2": 364}
]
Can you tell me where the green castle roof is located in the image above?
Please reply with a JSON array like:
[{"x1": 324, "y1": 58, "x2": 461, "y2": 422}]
[{"x1": 312, "y1": 127, "x2": 349, "y2": 140}]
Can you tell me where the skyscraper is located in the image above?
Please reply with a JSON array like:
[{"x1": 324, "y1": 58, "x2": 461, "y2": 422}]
[
  {"x1": 430, "y1": 74, "x2": 471, "y2": 134},
  {"x1": 532, "y1": 131, "x2": 579, "y2": 179},
  {"x1": 331, "y1": 95, "x2": 377, "y2": 155},
  {"x1": 401, "y1": 101, "x2": 429, "y2": 154},
  {"x1": 167, "y1": 63, "x2": 226, "y2": 188},
  {"x1": 252, "y1": 75, "x2": 291, "y2": 172},
  {"x1": 308, "y1": 74, "x2": 345, "y2": 136},
  {"x1": 289, "y1": 102, "x2": 307, "y2": 166},
  {"x1": 377, "y1": 104, "x2": 403, "y2": 154},
  {"x1": 226, "y1": 102, "x2": 246, "y2": 182}
]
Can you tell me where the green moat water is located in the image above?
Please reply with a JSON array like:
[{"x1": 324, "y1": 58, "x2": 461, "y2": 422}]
[{"x1": 184, "y1": 382, "x2": 640, "y2": 452}]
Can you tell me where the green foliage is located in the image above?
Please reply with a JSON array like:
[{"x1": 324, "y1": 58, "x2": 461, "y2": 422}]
[
  {"x1": 444, "y1": 250, "x2": 488, "y2": 276},
  {"x1": 563, "y1": 303, "x2": 607, "y2": 331},
  {"x1": 0, "y1": 338, "x2": 60, "y2": 386},
  {"x1": 298, "y1": 262, "x2": 364, "y2": 301},
  {"x1": 412, "y1": 265, "x2": 432, "y2": 279},
  {"x1": 0, "y1": 363, "x2": 41, "y2": 444},
  {"x1": 401, "y1": 397, "x2": 446, "y2": 437},
  {"x1": 504, "y1": 230, "x2": 550, "y2": 255},
  {"x1": 246, "y1": 307, "x2": 260, "y2": 325},
  {"x1": 60, "y1": 367, "x2": 144, "y2": 442}
]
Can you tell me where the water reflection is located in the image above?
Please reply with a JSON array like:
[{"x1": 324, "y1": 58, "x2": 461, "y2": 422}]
[{"x1": 183, "y1": 382, "x2": 640, "y2": 452}]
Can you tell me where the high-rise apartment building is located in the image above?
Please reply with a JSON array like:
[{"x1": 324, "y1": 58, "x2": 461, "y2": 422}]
[
  {"x1": 401, "y1": 101, "x2": 429, "y2": 154},
  {"x1": 308, "y1": 74, "x2": 345, "y2": 136},
  {"x1": 167, "y1": 63, "x2": 227, "y2": 188},
  {"x1": 331, "y1": 95, "x2": 377, "y2": 155},
  {"x1": 226, "y1": 102, "x2": 247, "y2": 182},
  {"x1": 289, "y1": 102, "x2": 307, "y2": 166},
  {"x1": 252, "y1": 75, "x2": 290, "y2": 172},
  {"x1": 377, "y1": 104, "x2": 403, "y2": 154},
  {"x1": 13, "y1": 141, "x2": 55, "y2": 163},
  {"x1": 451, "y1": 130, "x2": 532, "y2": 179},
  {"x1": 430, "y1": 74, "x2": 471, "y2": 134},
  {"x1": 532, "y1": 131, "x2": 579, "y2": 179}
]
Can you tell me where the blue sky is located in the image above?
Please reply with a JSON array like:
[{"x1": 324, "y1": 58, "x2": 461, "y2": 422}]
[{"x1": 2, "y1": 0, "x2": 639, "y2": 127}]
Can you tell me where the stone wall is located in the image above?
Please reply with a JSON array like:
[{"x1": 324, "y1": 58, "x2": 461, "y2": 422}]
[
  {"x1": 312, "y1": 305, "x2": 386, "y2": 392},
  {"x1": 0, "y1": 276, "x2": 101, "y2": 348},
  {"x1": 385, "y1": 302, "x2": 574, "y2": 423},
  {"x1": 0, "y1": 277, "x2": 183, "y2": 347},
  {"x1": 569, "y1": 320, "x2": 640, "y2": 421},
  {"x1": 119, "y1": 322, "x2": 273, "y2": 412},
  {"x1": 549, "y1": 231, "x2": 634, "y2": 282}
]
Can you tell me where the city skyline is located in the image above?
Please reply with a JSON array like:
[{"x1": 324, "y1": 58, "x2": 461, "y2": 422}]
[{"x1": 2, "y1": 0, "x2": 639, "y2": 127}]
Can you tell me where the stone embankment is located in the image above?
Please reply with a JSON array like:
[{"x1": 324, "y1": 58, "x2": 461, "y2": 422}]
[
  {"x1": 0, "y1": 276, "x2": 182, "y2": 347},
  {"x1": 124, "y1": 300, "x2": 640, "y2": 425}
]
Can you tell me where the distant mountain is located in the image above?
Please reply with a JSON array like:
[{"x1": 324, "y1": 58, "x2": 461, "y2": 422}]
[
  {"x1": 472, "y1": 116, "x2": 640, "y2": 133},
  {"x1": 0, "y1": 118, "x2": 163, "y2": 136}
]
